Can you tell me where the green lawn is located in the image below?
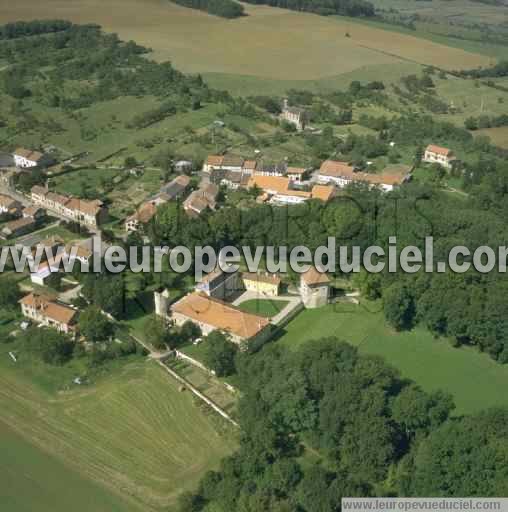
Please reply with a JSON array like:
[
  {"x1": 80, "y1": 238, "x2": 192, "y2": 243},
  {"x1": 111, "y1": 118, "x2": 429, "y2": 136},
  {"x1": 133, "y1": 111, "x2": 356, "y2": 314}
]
[
  {"x1": 278, "y1": 301, "x2": 508, "y2": 415},
  {"x1": 0, "y1": 349, "x2": 234, "y2": 511},
  {"x1": 238, "y1": 299, "x2": 289, "y2": 318}
]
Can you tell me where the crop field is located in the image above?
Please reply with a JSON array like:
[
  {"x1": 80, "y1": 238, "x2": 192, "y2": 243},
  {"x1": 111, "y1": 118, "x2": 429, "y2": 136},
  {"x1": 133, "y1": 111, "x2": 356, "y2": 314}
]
[
  {"x1": 476, "y1": 126, "x2": 508, "y2": 149},
  {"x1": 277, "y1": 301, "x2": 508, "y2": 415},
  {"x1": 0, "y1": 0, "x2": 492, "y2": 88},
  {"x1": 0, "y1": 354, "x2": 234, "y2": 511}
]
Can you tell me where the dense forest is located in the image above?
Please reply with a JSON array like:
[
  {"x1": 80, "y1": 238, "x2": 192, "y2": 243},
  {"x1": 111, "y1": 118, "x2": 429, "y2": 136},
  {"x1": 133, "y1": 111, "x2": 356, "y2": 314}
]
[
  {"x1": 178, "y1": 340, "x2": 508, "y2": 510},
  {"x1": 241, "y1": 0, "x2": 375, "y2": 17},
  {"x1": 172, "y1": 0, "x2": 245, "y2": 18}
]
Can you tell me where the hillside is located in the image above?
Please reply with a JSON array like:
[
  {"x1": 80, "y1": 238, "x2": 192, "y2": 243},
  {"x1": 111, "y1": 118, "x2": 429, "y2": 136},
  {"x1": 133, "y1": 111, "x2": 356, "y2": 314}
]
[{"x1": 0, "y1": 0, "x2": 493, "y2": 85}]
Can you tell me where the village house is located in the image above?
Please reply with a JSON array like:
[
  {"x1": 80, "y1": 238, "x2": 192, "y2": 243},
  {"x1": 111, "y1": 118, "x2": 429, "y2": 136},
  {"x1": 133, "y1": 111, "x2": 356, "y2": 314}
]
[
  {"x1": 157, "y1": 175, "x2": 190, "y2": 201},
  {"x1": 318, "y1": 160, "x2": 407, "y2": 192},
  {"x1": 286, "y1": 167, "x2": 308, "y2": 183},
  {"x1": 125, "y1": 202, "x2": 158, "y2": 233},
  {"x1": 19, "y1": 293, "x2": 77, "y2": 334},
  {"x1": 13, "y1": 148, "x2": 53, "y2": 169},
  {"x1": 220, "y1": 155, "x2": 244, "y2": 172},
  {"x1": 242, "y1": 272, "x2": 281, "y2": 297},
  {"x1": 248, "y1": 175, "x2": 335, "y2": 205},
  {"x1": 220, "y1": 170, "x2": 250, "y2": 190},
  {"x1": 423, "y1": 144, "x2": 455, "y2": 170},
  {"x1": 22, "y1": 205, "x2": 46, "y2": 222},
  {"x1": 30, "y1": 186, "x2": 108, "y2": 227},
  {"x1": 280, "y1": 99, "x2": 307, "y2": 131},
  {"x1": 202, "y1": 154, "x2": 246, "y2": 174},
  {"x1": 125, "y1": 175, "x2": 191, "y2": 232},
  {"x1": 203, "y1": 155, "x2": 224, "y2": 173},
  {"x1": 183, "y1": 183, "x2": 219, "y2": 216},
  {"x1": 174, "y1": 160, "x2": 193, "y2": 173},
  {"x1": 195, "y1": 266, "x2": 240, "y2": 301},
  {"x1": 1, "y1": 216, "x2": 36, "y2": 239},
  {"x1": 299, "y1": 266, "x2": 331, "y2": 309},
  {"x1": 65, "y1": 242, "x2": 93, "y2": 266},
  {"x1": 253, "y1": 161, "x2": 288, "y2": 178},
  {"x1": 0, "y1": 193, "x2": 22, "y2": 217},
  {"x1": 169, "y1": 292, "x2": 270, "y2": 346},
  {"x1": 242, "y1": 160, "x2": 258, "y2": 175}
]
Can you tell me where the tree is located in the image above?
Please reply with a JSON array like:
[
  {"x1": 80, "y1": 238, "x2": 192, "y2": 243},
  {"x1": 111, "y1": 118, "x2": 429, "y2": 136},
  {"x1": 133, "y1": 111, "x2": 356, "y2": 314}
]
[
  {"x1": 22, "y1": 327, "x2": 74, "y2": 365},
  {"x1": 383, "y1": 282, "x2": 415, "y2": 330},
  {"x1": 0, "y1": 277, "x2": 21, "y2": 308},
  {"x1": 82, "y1": 274, "x2": 124, "y2": 317},
  {"x1": 203, "y1": 330, "x2": 238, "y2": 377},
  {"x1": 124, "y1": 156, "x2": 138, "y2": 168},
  {"x1": 180, "y1": 320, "x2": 202, "y2": 342},
  {"x1": 144, "y1": 315, "x2": 174, "y2": 350},
  {"x1": 79, "y1": 305, "x2": 113, "y2": 342}
]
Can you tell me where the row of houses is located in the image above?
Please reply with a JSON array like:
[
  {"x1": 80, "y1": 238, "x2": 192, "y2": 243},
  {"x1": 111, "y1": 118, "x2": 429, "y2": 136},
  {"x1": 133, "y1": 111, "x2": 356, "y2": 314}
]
[
  {"x1": 31, "y1": 186, "x2": 108, "y2": 228},
  {"x1": 203, "y1": 155, "x2": 309, "y2": 183},
  {"x1": 0, "y1": 192, "x2": 47, "y2": 239}
]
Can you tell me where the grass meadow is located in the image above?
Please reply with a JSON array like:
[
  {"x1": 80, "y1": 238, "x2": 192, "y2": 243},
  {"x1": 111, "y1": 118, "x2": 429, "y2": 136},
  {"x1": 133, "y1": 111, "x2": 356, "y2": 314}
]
[
  {"x1": 0, "y1": 347, "x2": 234, "y2": 511},
  {"x1": 277, "y1": 300, "x2": 508, "y2": 416},
  {"x1": 238, "y1": 298, "x2": 290, "y2": 317}
]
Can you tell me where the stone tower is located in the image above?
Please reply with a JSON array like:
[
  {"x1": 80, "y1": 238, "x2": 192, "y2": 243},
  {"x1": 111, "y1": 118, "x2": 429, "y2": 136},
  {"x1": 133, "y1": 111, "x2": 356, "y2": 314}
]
[{"x1": 154, "y1": 289, "x2": 171, "y2": 319}]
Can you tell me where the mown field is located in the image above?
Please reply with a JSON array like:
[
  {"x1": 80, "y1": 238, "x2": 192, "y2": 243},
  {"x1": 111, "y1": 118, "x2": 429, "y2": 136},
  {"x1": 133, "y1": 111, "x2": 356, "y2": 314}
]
[
  {"x1": 277, "y1": 300, "x2": 508, "y2": 416},
  {"x1": 0, "y1": 422, "x2": 140, "y2": 512},
  {"x1": 0, "y1": 352, "x2": 234, "y2": 511},
  {"x1": 0, "y1": 0, "x2": 492, "y2": 87}
]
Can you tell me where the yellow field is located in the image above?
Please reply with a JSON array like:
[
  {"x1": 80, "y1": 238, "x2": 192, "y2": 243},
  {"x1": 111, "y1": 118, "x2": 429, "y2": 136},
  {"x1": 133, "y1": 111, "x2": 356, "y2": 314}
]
[{"x1": 0, "y1": 0, "x2": 491, "y2": 81}]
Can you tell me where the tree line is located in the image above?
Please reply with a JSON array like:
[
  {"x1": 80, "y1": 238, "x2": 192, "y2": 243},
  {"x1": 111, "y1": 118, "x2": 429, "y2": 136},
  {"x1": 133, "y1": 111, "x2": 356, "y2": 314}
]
[
  {"x1": 0, "y1": 20, "x2": 72, "y2": 40},
  {"x1": 171, "y1": 0, "x2": 245, "y2": 18},
  {"x1": 241, "y1": 0, "x2": 375, "y2": 17}
]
